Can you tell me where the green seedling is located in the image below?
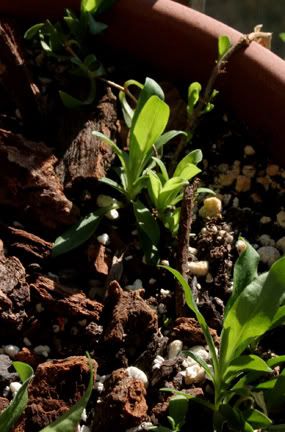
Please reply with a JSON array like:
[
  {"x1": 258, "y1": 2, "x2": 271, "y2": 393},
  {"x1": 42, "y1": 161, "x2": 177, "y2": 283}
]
[
  {"x1": 151, "y1": 395, "x2": 189, "y2": 432},
  {"x1": 147, "y1": 149, "x2": 203, "y2": 234},
  {"x1": 161, "y1": 242, "x2": 285, "y2": 432},
  {"x1": 0, "y1": 362, "x2": 34, "y2": 432},
  {"x1": 24, "y1": 0, "x2": 115, "y2": 108}
]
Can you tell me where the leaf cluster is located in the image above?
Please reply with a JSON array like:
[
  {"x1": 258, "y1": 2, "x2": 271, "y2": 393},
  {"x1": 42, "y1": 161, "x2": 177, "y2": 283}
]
[
  {"x1": 24, "y1": 0, "x2": 115, "y2": 108},
  {"x1": 162, "y1": 243, "x2": 285, "y2": 431}
]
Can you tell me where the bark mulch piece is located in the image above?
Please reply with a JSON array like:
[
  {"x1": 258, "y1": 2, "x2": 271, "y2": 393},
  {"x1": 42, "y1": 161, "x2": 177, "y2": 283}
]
[
  {"x1": 170, "y1": 317, "x2": 220, "y2": 346},
  {"x1": 93, "y1": 368, "x2": 148, "y2": 432},
  {"x1": 103, "y1": 280, "x2": 158, "y2": 365},
  {"x1": 0, "y1": 239, "x2": 30, "y2": 336},
  {"x1": 56, "y1": 87, "x2": 117, "y2": 191},
  {"x1": 0, "y1": 396, "x2": 9, "y2": 413},
  {"x1": 0, "y1": 128, "x2": 79, "y2": 230},
  {"x1": 13, "y1": 356, "x2": 97, "y2": 432}
]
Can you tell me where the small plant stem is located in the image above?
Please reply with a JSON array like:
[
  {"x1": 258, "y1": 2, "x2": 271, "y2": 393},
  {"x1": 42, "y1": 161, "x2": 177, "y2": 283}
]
[
  {"x1": 175, "y1": 178, "x2": 199, "y2": 316},
  {"x1": 171, "y1": 30, "x2": 271, "y2": 170},
  {"x1": 98, "y1": 77, "x2": 138, "y2": 104}
]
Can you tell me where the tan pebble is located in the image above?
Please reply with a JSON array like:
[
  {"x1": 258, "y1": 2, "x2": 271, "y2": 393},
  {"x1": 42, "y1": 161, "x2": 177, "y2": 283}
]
[
  {"x1": 242, "y1": 165, "x2": 256, "y2": 178},
  {"x1": 277, "y1": 211, "x2": 285, "y2": 229},
  {"x1": 244, "y1": 145, "x2": 256, "y2": 156},
  {"x1": 187, "y1": 261, "x2": 209, "y2": 276},
  {"x1": 251, "y1": 193, "x2": 262, "y2": 203},
  {"x1": 260, "y1": 216, "x2": 271, "y2": 224},
  {"x1": 199, "y1": 197, "x2": 222, "y2": 218},
  {"x1": 219, "y1": 173, "x2": 236, "y2": 187},
  {"x1": 258, "y1": 246, "x2": 280, "y2": 266},
  {"x1": 266, "y1": 164, "x2": 279, "y2": 177},
  {"x1": 276, "y1": 237, "x2": 285, "y2": 253},
  {"x1": 235, "y1": 175, "x2": 251, "y2": 193}
]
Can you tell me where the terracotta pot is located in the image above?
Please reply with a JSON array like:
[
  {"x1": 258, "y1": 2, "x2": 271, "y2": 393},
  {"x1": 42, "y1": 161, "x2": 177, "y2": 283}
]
[{"x1": 1, "y1": 0, "x2": 285, "y2": 163}]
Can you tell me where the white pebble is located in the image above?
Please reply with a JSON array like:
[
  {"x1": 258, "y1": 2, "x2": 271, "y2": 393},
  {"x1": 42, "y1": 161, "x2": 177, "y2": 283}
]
[
  {"x1": 81, "y1": 408, "x2": 87, "y2": 422},
  {"x1": 276, "y1": 237, "x2": 285, "y2": 253},
  {"x1": 160, "y1": 259, "x2": 170, "y2": 266},
  {"x1": 184, "y1": 364, "x2": 205, "y2": 385},
  {"x1": 133, "y1": 279, "x2": 143, "y2": 289},
  {"x1": 189, "y1": 345, "x2": 209, "y2": 362},
  {"x1": 23, "y1": 337, "x2": 32, "y2": 347},
  {"x1": 236, "y1": 239, "x2": 247, "y2": 255},
  {"x1": 152, "y1": 355, "x2": 165, "y2": 370},
  {"x1": 258, "y1": 246, "x2": 280, "y2": 266},
  {"x1": 52, "y1": 324, "x2": 60, "y2": 333},
  {"x1": 277, "y1": 211, "x2": 285, "y2": 229},
  {"x1": 126, "y1": 366, "x2": 148, "y2": 387},
  {"x1": 260, "y1": 216, "x2": 272, "y2": 224},
  {"x1": 35, "y1": 303, "x2": 45, "y2": 313},
  {"x1": 125, "y1": 255, "x2": 133, "y2": 261},
  {"x1": 187, "y1": 261, "x2": 209, "y2": 277},
  {"x1": 94, "y1": 381, "x2": 104, "y2": 393},
  {"x1": 34, "y1": 345, "x2": 50, "y2": 357},
  {"x1": 244, "y1": 145, "x2": 255, "y2": 156},
  {"x1": 258, "y1": 234, "x2": 275, "y2": 247},
  {"x1": 158, "y1": 303, "x2": 167, "y2": 314},
  {"x1": 126, "y1": 422, "x2": 154, "y2": 432},
  {"x1": 10, "y1": 381, "x2": 22, "y2": 395},
  {"x1": 149, "y1": 278, "x2": 156, "y2": 285},
  {"x1": 168, "y1": 340, "x2": 183, "y2": 360},
  {"x1": 232, "y1": 197, "x2": 239, "y2": 208},
  {"x1": 188, "y1": 246, "x2": 198, "y2": 255},
  {"x1": 160, "y1": 288, "x2": 170, "y2": 297},
  {"x1": 105, "y1": 209, "x2": 119, "y2": 220},
  {"x1": 199, "y1": 197, "x2": 222, "y2": 218},
  {"x1": 4, "y1": 345, "x2": 19, "y2": 358},
  {"x1": 80, "y1": 426, "x2": 91, "y2": 432},
  {"x1": 97, "y1": 233, "x2": 110, "y2": 246}
]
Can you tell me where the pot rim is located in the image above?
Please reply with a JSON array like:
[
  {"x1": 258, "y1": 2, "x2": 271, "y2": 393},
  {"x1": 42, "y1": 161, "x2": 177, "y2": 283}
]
[{"x1": 1, "y1": 0, "x2": 285, "y2": 163}]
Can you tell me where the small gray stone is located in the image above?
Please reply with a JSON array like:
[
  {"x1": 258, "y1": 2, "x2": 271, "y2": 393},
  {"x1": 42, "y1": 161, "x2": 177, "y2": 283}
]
[{"x1": 0, "y1": 354, "x2": 18, "y2": 393}]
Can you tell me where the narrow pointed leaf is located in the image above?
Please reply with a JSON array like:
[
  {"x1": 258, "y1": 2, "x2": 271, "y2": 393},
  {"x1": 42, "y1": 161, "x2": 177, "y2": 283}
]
[
  {"x1": 155, "y1": 130, "x2": 187, "y2": 151},
  {"x1": 148, "y1": 171, "x2": 162, "y2": 207}
]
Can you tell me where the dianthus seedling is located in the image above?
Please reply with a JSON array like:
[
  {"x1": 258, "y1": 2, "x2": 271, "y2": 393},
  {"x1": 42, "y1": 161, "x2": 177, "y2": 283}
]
[
  {"x1": 151, "y1": 395, "x2": 189, "y2": 432},
  {"x1": 0, "y1": 362, "x2": 34, "y2": 432},
  {"x1": 161, "y1": 242, "x2": 285, "y2": 431},
  {"x1": 24, "y1": 0, "x2": 115, "y2": 108}
]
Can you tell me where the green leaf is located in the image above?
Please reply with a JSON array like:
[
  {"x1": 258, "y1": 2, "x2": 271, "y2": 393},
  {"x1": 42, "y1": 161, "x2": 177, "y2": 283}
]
[
  {"x1": 87, "y1": 14, "x2": 108, "y2": 35},
  {"x1": 148, "y1": 171, "x2": 162, "y2": 208},
  {"x1": 168, "y1": 395, "x2": 188, "y2": 427},
  {"x1": 197, "y1": 187, "x2": 216, "y2": 195},
  {"x1": 99, "y1": 177, "x2": 124, "y2": 195},
  {"x1": 157, "y1": 177, "x2": 187, "y2": 210},
  {"x1": 267, "y1": 424, "x2": 285, "y2": 431},
  {"x1": 24, "y1": 23, "x2": 45, "y2": 39},
  {"x1": 243, "y1": 408, "x2": 272, "y2": 428},
  {"x1": 133, "y1": 200, "x2": 160, "y2": 245},
  {"x1": 280, "y1": 33, "x2": 285, "y2": 42},
  {"x1": 173, "y1": 149, "x2": 202, "y2": 178},
  {"x1": 223, "y1": 355, "x2": 272, "y2": 383},
  {"x1": 163, "y1": 207, "x2": 181, "y2": 235},
  {"x1": 160, "y1": 266, "x2": 219, "y2": 373},
  {"x1": 187, "y1": 82, "x2": 202, "y2": 116},
  {"x1": 39, "y1": 356, "x2": 94, "y2": 432},
  {"x1": 13, "y1": 362, "x2": 34, "y2": 383},
  {"x1": 152, "y1": 157, "x2": 169, "y2": 182},
  {"x1": 267, "y1": 355, "x2": 285, "y2": 369},
  {"x1": 52, "y1": 208, "x2": 107, "y2": 257},
  {"x1": 131, "y1": 77, "x2": 164, "y2": 131},
  {"x1": 0, "y1": 364, "x2": 33, "y2": 432},
  {"x1": 220, "y1": 256, "x2": 285, "y2": 368},
  {"x1": 225, "y1": 240, "x2": 259, "y2": 316},
  {"x1": 155, "y1": 130, "x2": 187, "y2": 151},
  {"x1": 271, "y1": 305, "x2": 285, "y2": 329},
  {"x1": 129, "y1": 96, "x2": 169, "y2": 182},
  {"x1": 92, "y1": 131, "x2": 128, "y2": 175},
  {"x1": 119, "y1": 79, "x2": 143, "y2": 128},
  {"x1": 218, "y1": 35, "x2": 232, "y2": 59}
]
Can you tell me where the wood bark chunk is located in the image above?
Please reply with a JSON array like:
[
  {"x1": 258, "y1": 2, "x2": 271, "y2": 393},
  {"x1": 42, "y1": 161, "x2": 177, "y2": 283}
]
[
  {"x1": 30, "y1": 275, "x2": 103, "y2": 321},
  {"x1": 103, "y1": 281, "x2": 158, "y2": 364},
  {"x1": 56, "y1": 88, "x2": 117, "y2": 189},
  {"x1": 0, "y1": 128, "x2": 79, "y2": 229},
  {"x1": 0, "y1": 240, "x2": 30, "y2": 334},
  {"x1": 0, "y1": 18, "x2": 42, "y2": 133},
  {"x1": 93, "y1": 368, "x2": 148, "y2": 432},
  {"x1": 170, "y1": 317, "x2": 220, "y2": 346},
  {"x1": 0, "y1": 225, "x2": 52, "y2": 262},
  {"x1": 13, "y1": 356, "x2": 97, "y2": 432}
]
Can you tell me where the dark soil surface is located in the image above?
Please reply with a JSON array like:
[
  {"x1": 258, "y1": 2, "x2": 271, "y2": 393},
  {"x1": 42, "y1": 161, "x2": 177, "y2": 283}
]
[{"x1": 0, "y1": 16, "x2": 284, "y2": 432}]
